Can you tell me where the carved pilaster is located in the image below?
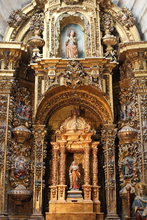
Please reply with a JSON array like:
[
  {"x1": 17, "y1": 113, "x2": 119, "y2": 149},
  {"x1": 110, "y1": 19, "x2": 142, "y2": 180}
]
[
  {"x1": 0, "y1": 43, "x2": 25, "y2": 217},
  {"x1": 0, "y1": 94, "x2": 11, "y2": 216},
  {"x1": 0, "y1": 42, "x2": 27, "y2": 71},
  {"x1": 92, "y1": 142, "x2": 100, "y2": 205},
  {"x1": 102, "y1": 124, "x2": 120, "y2": 220},
  {"x1": 32, "y1": 125, "x2": 46, "y2": 218}
]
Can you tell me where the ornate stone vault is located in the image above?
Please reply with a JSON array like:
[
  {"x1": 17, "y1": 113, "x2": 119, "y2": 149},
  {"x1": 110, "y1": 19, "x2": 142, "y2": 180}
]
[{"x1": 0, "y1": 0, "x2": 147, "y2": 220}]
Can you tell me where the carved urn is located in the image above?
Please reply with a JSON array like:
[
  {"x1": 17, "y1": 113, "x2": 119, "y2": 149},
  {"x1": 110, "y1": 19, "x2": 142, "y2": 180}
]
[
  {"x1": 8, "y1": 184, "x2": 32, "y2": 202},
  {"x1": 28, "y1": 35, "x2": 45, "y2": 49},
  {"x1": 28, "y1": 35, "x2": 45, "y2": 59},
  {"x1": 118, "y1": 125, "x2": 138, "y2": 144},
  {"x1": 103, "y1": 33, "x2": 117, "y2": 58},
  {"x1": 12, "y1": 125, "x2": 31, "y2": 143},
  {"x1": 103, "y1": 33, "x2": 117, "y2": 47}
]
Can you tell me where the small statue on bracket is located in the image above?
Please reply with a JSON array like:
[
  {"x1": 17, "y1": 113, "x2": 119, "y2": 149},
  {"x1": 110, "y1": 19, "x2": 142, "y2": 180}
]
[
  {"x1": 122, "y1": 156, "x2": 134, "y2": 179},
  {"x1": 69, "y1": 161, "x2": 81, "y2": 190}
]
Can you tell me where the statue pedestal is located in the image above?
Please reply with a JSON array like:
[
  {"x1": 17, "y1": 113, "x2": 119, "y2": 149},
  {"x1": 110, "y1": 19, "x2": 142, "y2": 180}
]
[
  {"x1": 47, "y1": 201, "x2": 103, "y2": 220},
  {"x1": 46, "y1": 213, "x2": 103, "y2": 220},
  {"x1": 67, "y1": 190, "x2": 83, "y2": 202}
]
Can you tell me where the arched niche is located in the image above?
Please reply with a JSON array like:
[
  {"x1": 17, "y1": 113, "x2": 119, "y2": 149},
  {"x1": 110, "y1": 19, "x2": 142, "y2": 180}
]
[
  {"x1": 53, "y1": 12, "x2": 90, "y2": 57},
  {"x1": 34, "y1": 85, "x2": 113, "y2": 126}
]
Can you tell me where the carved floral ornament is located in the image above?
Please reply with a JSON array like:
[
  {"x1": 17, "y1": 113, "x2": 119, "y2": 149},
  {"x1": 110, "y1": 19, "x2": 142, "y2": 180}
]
[
  {"x1": 8, "y1": 9, "x2": 27, "y2": 28},
  {"x1": 12, "y1": 87, "x2": 32, "y2": 128},
  {"x1": 63, "y1": 60, "x2": 87, "y2": 88},
  {"x1": 116, "y1": 8, "x2": 136, "y2": 29},
  {"x1": 101, "y1": 12, "x2": 115, "y2": 34},
  {"x1": 30, "y1": 12, "x2": 44, "y2": 36}
]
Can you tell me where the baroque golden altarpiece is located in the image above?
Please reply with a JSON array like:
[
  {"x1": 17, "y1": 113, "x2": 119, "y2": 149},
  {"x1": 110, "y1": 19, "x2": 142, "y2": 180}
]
[{"x1": 0, "y1": 0, "x2": 147, "y2": 219}]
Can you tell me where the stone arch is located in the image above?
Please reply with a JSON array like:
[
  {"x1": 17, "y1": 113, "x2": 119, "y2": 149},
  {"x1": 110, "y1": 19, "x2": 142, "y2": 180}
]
[
  {"x1": 34, "y1": 85, "x2": 113, "y2": 125},
  {"x1": 3, "y1": 2, "x2": 35, "y2": 41},
  {"x1": 108, "y1": 5, "x2": 141, "y2": 42}
]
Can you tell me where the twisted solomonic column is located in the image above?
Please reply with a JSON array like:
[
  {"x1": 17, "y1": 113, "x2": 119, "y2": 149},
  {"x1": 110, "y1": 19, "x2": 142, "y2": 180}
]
[
  {"x1": 82, "y1": 143, "x2": 91, "y2": 201},
  {"x1": 50, "y1": 142, "x2": 59, "y2": 201},
  {"x1": 58, "y1": 141, "x2": 67, "y2": 201}
]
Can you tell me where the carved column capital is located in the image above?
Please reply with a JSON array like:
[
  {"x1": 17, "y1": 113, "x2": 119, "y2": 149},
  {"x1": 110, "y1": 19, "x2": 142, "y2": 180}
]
[
  {"x1": 101, "y1": 124, "x2": 117, "y2": 139},
  {"x1": 33, "y1": 125, "x2": 46, "y2": 139},
  {"x1": 92, "y1": 141, "x2": 99, "y2": 152}
]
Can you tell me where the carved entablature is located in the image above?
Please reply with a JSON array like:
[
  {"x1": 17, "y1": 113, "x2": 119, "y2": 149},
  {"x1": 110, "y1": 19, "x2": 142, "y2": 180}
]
[
  {"x1": 0, "y1": 42, "x2": 27, "y2": 71},
  {"x1": 119, "y1": 42, "x2": 147, "y2": 76},
  {"x1": 30, "y1": 58, "x2": 116, "y2": 111}
]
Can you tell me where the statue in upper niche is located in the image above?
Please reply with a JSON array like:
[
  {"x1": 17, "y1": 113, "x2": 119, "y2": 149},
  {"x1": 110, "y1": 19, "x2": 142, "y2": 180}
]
[{"x1": 66, "y1": 30, "x2": 78, "y2": 58}]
